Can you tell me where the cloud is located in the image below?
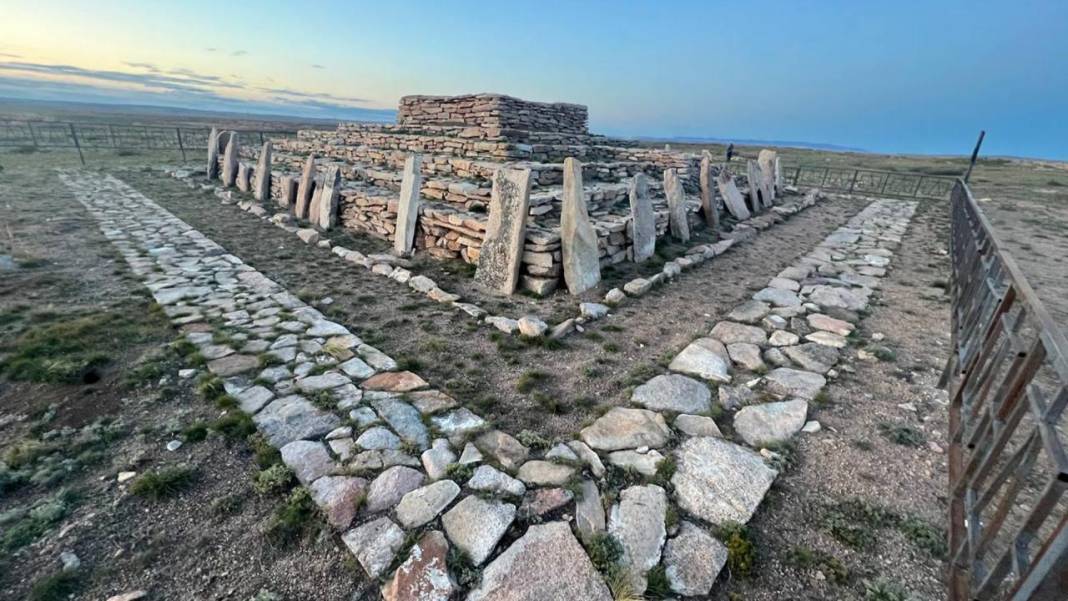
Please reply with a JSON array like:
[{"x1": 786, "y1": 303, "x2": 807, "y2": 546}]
[
  {"x1": 312, "y1": 64, "x2": 325, "y2": 69},
  {"x1": 0, "y1": 52, "x2": 21, "y2": 59},
  {"x1": 231, "y1": 50, "x2": 247, "y2": 57},
  {"x1": 0, "y1": 61, "x2": 395, "y2": 122},
  {"x1": 205, "y1": 47, "x2": 218, "y2": 52},
  {"x1": 123, "y1": 61, "x2": 160, "y2": 73}
]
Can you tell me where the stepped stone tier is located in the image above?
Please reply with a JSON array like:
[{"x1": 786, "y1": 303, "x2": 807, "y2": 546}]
[{"x1": 214, "y1": 93, "x2": 784, "y2": 296}]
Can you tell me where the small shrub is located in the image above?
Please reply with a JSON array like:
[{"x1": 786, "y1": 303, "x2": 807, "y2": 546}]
[
  {"x1": 878, "y1": 422, "x2": 925, "y2": 447},
  {"x1": 516, "y1": 429, "x2": 551, "y2": 452},
  {"x1": 516, "y1": 369, "x2": 549, "y2": 393},
  {"x1": 717, "y1": 521, "x2": 756, "y2": 578},
  {"x1": 584, "y1": 532, "x2": 624, "y2": 574},
  {"x1": 1, "y1": 490, "x2": 76, "y2": 550},
  {"x1": 785, "y1": 546, "x2": 849, "y2": 585},
  {"x1": 212, "y1": 412, "x2": 256, "y2": 440},
  {"x1": 249, "y1": 433, "x2": 282, "y2": 468},
  {"x1": 264, "y1": 487, "x2": 319, "y2": 546},
  {"x1": 445, "y1": 462, "x2": 474, "y2": 482},
  {"x1": 211, "y1": 493, "x2": 245, "y2": 516},
  {"x1": 644, "y1": 564, "x2": 671, "y2": 599},
  {"x1": 28, "y1": 571, "x2": 81, "y2": 601},
  {"x1": 253, "y1": 464, "x2": 294, "y2": 495},
  {"x1": 182, "y1": 424, "x2": 208, "y2": 442},
  {"x1": 130, "y1": 466, "x2": 196, "y2": 500},
  {"x1": 864, "y1": 578, "x2": 912, "y2": 601},
  {"x1": 898, "y1": 516, "x2": 948, "y2": 558},
  {"x1": 446, "y1": 546, "x2": 480, "y2": 588},
  {"x1": 652, "y1": 455, "x2": 676, "y2": 488}
]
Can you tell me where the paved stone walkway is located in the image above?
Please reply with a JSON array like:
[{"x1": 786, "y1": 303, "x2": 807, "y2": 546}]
[{"x1": 60, "y1": 169, "x2": 915, "y2": 600}]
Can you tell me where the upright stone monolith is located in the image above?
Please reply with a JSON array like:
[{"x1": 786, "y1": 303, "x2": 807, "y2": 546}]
[
  {"x1": 254, "y1": 141, "x2": 272, "y2": 202},
  {"x1": 757, "y1": 149, "x2": 778, "y2": 202},
  {"x1": 699, "y1": 152, "x2": 718, "y2": 231},
  {"x1": 774, "y1": 156, "x2": 784, "y2": 193},
  {"x1": 294, "y1": 154, "x2": 316, "y2": 219},
  {"x1": 206, "y1": 127, "x2": 220, "y2": 179},
  {"x1": 474, "y1": 168, "x2": 532, "y2": 295},
  {"x1": 629, "y1": 173, "x2": 655, "y2": 263},
  {"x1": 746, "y1": 160, "x2": 765, "y2": 212},
  {"x1": 664, "y1": 168, "x2": 690, "y2": 242},
  {"x1": 560, "y1": 157, "x2": 601, "y2": 295},
  {"x1": 393, "y1": 154, "x2": 423, "y2": 256},
  {"x1": 236, "y1": 163, "x2": 251, "y2": 192},
  {"x1": 222, "y1": 133, "x2": 239, "y2": 187},
  {"x1": 717, "y1": 171, "x2": 750, "y2": 220},
  {"x1": 279, "y1": 175, "x2": 297, "y2": 209},
  {"x1": 316, "y1": 166, "x2": 341, "y2": 230}
]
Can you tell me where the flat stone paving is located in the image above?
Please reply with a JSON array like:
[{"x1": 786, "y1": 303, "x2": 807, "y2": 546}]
[{"x1": 59, "y1": 168, "x2": 915, "y2": 600}]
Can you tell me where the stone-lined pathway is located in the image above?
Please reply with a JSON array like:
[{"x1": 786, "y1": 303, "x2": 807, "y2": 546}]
[{"x1": 60, "y1": 168, "x2": 914, "y2": 600}]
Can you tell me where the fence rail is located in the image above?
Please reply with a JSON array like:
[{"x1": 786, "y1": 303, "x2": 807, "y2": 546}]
[
  {"x1": 0, "y1": 120, "x2": 301, "y2": 163},
  {"x1": 785, "y1": 164, "x2": 957, "y2": 200},
  {"x1": 944, "y1": 179, "x2": 1068, "y2": 600}
]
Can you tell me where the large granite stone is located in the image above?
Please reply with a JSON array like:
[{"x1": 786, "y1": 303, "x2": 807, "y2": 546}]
[
  {"x1": 315, "y1": 166, "x2": 341, "y2": 230},
  {"x1": 393, "y1": 153, "x2": 423, "y2": 256},
  {"x1": 253, "y1": 141, "x2": 272, "y2": 202},
  {"x1": 395, "y1": 479, "x2": 461, "y2": 529},
  {"x1": 474, "y1": 168, "x2": 532, "y2": 294},
  {"x1": 671, "y1": 436, "x2": 777, "y2": 524},
  {"x1": 733, "y1": 399, "x2": 808, "y2": 447},
  {"x1": 294, "y1": 154, "x2": 316, "y2": 220},
  {"x1": 580, "y1": 407, "x2": 671, "y2": 451},
  {"x1": 632, "y1": 374, "x2": 712, "y2": 414},
  {"x1": 253, "y1": 395, "x2": 342, "y2": 447},
  {"x1": 711, "y1": 321, "x2": 768, "y2": 346},
  {"x1": 699, "y1": 153, "x2": 719, "y2": 229},
  {"x1": 380, "y1": 530, "x2": 454, "y2": 601},
  {"x1": 466, "y1": 522, "x2": 612, "y2": 601},
  {"x1": 474, "y1": 430, "x2": 529, "y2": 472},
  {"x1": 516, "y1": 460, "x2": 576, "y2": 486},
  {"x1": 365, "y1": 466, "x2": 426, "y2": 513},
  {"x1": 222, "y1": 132, "x2": 239, "y2": 187},
  {"x1": 342, "y1": 517, "x2": 404, "y2": 578},
  {"x1": 664, "y1": 521, "x2": 728, "y2": 596},
  {"x1": 280, "y1": 440, "x2": 335, "y2": 485},
  {"x1": 575, "y1": 479, "x2": 606, "y2": 541},
  {"x1": 309, "y1": 475, "x2": 367, "y2": 530},
  {"x1": 717, "y1": 170, "x2": 751, "y2": 220},
  {"x1": 371, "y1": 397, "x2": 430, "y2": 450},
  {"x1": 608, "y1": 484, "x2": 667, "y2": 594},
  {"x1": 560, "y1": 158, "x2": 601, "y2": 295},
  {"x1": 664, "y1": 168, "x2": 690, "y2": 242},
  {"x1": 765, "y1": 368, "x2": 826, "y2": 400},
  {"x1": 669, "y1": 338, "x2": 731, "y2": 383},
  {"x1": 467, "y1": 465, "x2": 526, "y2": 497},
  {"x1": 628, "y1": 174, "x2": 656, "y2": 263},
  {"x1": 783, "y1": 343, "x2": 840, "y2": 374},
  {"x1": 441, "y1": 495, "x2": 516, "y2": 565}
]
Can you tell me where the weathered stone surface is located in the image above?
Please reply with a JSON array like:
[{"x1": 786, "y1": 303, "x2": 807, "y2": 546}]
[
  {"x1": 808, "y1": 285, "x2": 868, "y2": 311},
  {"x1": 727, "y1": 342, "x2": 766, "y2": 372},
  {"x1": 663, "y1": 521, "x2": 728, "y2": 596},
  {"x1": 560, "y1": 158, "x2": 601, "y2": 294},
  {"x1": 206, "y1": 127, "x2": 220, "y2": 179},
  {"x1": 609, "y1": 485, "x2": 667, "y2": 594},
  {"x1": 580, "y1": 302, "x2": 609, "y2": 320},
  {"x1": 207, "y1": 354, "x2": 258, "y2": 377},
  {"x1": 629, "y1": 173, "x2": 656, "y2": 263},
  {"x1": 747, "y1": 159, "x2": 767, "y2": 211},
  {"x1": 768, "y1": 330, "x2": 800, "y2": 347},
  {"x1": 356, "y1": 426, "x2": 402, "y2": 450},
  {"x1": 734, "y1": 399, "x2": 808, "y2": 447},
  {"x1": 757, "y1": 149, "x2": 779, "y2": 201},
  {"x1": 370, "y1": 397, "x2": 430, "y2": 450},
  {"x1": 664, "y1": 168, "x2": 690, "y2": 242},
  {"x1": 674, "y1": 413, "x2": 722, "y2": 437},
  {"x1": 222, "y1": 132, "x2": 239, "y2": 187},
  {"x1": 441, "y1": 496, "x2": 516, "y2": 565},
  {"x1": 466, "y1": 522, "x2": 612, "y2": 601},
  {"x1": 699, "y1": 153, "x2": 719, "y2": 229},
  {"x1": 294, "y1": 154, "x2": 316, "y2": 220},
  {"x1": 420, "y1": 438, "x2": 456, "y2": 481},
  {"x1": 632, "y1": 374, "x2": 712, "y2": 414},
  {"x1": 544, "y1": 443, "x2": 579, "y2": 463},
  {"x1": 805, "y1": 330, "x2": 849, "y2": 348},
  {"x1": 310, "y1": 475, "x2": 367, "y2": 529},
  {"x1": 364, "y1": 371, "x2": 428, "y2": 392},
  {"x1": 407, "y1": 390, "x2": 458, "y2": 415},
  {"x1": 474, "y1": 168, "x2": 533, "y2": 295},
  {"x1": 765, "y1": 368, "x2": 826, "y2": 400},
  {"x1": 768, "y1": 276, "x2": 800, "y2": 291},
  {"x1": 568, "y1": 440, "x2": 606, "y2": 478},
  {"x1": 728, "y1": 300, "x2": 770, "y2": 324},
  {"x1": 517, "y1": 316, "x2": 548, "y2": 337},
  {"x1": 516, "y1": 460, "x2": 575, "y2": 486},
  {"x1": 623, "y1": 277, "x2": 653, "y2": 296},
  {"x1": 607, "y1": 449, "x2": 664, "y2": 476},
  {"x1": 580, "y1": 407, "x2": 671, "y2": 451},
  {"x1": 467, "y1": 465, "x2": 526, "y2": 497},
  {"x1": 429, "y1": 408, "x2": 486, "y2": 442},
  {"x1": 395, "y1": 479, "x2": 461, "y2": 529},
  {"x1": 807, "y1": 313, "x2": 856, "y2": 337},
  {"x1": 669, "y1": 338, "x2": 731, "y2": 383},
  {"x1": 338, "y1": 357, "x2": 375, "y2": 379},
  {"x1": 365, "y1": 466, "x2": 426, "y2": 513},
  {"x1": 316, "y1": 166, "x2": 341, "y2": 230},
  {"x1": 474, "y1": 430, "x2": 529, "y2": 472},
  {"x1": 754, "y1": 286, "x2": 801, "y2": 308},
  {"x1": 281, "y1": 440, "x2": 336, "y2": 485},
  {"x1": 717, "y1": 170, "x2": 751, "y2": 220},
  {"x1": 783, "y1": 343, "x2": 839, "y2": 374},
  {"x1": 393, "y1": 153, "x2": 423, "y2": 256},
  {"x1": 575, "y1": 479, "x2": 606, "y2": 541},
  {"x1": 295, "y1": 371, "x2": 349, "y2": 393},
  {"x1": 235, "y1": 385, "x2": 274, "y2": 414},
  {"x1": 380, "y1": 530, "x2": 454, "y2": 601},
  {"x1": 253, "y1": 141, "x2": 272, "y2": 202},
  {"x1": 253, "y1": 395, "x2": 342, "y2": 447},
  {"x1": 342, "y1": 517, "x2": 404, "y2": 578},
  {"x1": 519, "y1": 487, "x2": 573, "y2": 518},
  {"x1": 672, "y1": 436, "x2": 777, "y2": 524},
  {"x1": 710, "y1": 321, "x2": 768, "y2": 346}
]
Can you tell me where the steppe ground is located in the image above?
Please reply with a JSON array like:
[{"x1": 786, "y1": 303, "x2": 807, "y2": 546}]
[{"x1": 1, "y1": 127, "x2": 1065, "y2": 601}]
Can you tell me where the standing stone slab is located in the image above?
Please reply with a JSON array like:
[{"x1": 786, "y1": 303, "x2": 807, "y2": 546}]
[
  {"x1": 474, "y1": 168, "x2": 532, "y2": 295},
  {"x1": 253, "y1": 141, "x2": 272, "y2": 202},
  {"x1": 717, "y1": 170, "x2": 750, "y2": 220},
  {"x1": 316, "y1": 166, "x2": 341, "y2": 230},
  {"x1": 206, "y1": 127, "x2": 220, "y2": 179},
  {"x1": 393, "y1": 153, "x2": 423, "y2": 256},
  {"x1": 467, "y1": 522, "x2": 613, "y2": 601},
  {"x1": 279, "y1": 174, "x2": 297, "y2": 209},
  {"x1": 664, "y1": 168, "x2": 690, "y2": 242},
  {"x1": 236, "y1": 162, "x2": 251, "y2": 192},
  {"x1": 222, "y1": 132, "x2": 239, "y2": 187},
  {"x1": 560, "y1": 157, "x2": 601, "y2": 295},
  {"x1": 671, "y1": 436, "x2": 777, "y2": 525},
  {"x1": 628, "y1": 173, "x2": 656, "y2": 263},
  {"x1": 699, "y1": 152, "x2": 719, "y2": 230},
  {"x1": 608, "y1": 484, "x2": 667, "y2": 594},
  {"x1": 758, "y1": 149, "x2": 778, "y2": 202},
  {"x1": 294, "y1": 154, "x2": 316, "y2": 220},
  {"x1": 746, "y1": 160, "x2": 765, "y2": 212}
]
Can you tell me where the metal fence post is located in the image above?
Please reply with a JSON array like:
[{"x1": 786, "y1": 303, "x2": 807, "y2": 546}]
[
  {"x1": 28, "y1": 121, "x2": 38, "y2": 148},
  {"x1": 848, "y1": 169, "x2": 860, "y2": 193},
  {"x1": 964, "y1": 130, "x2": 985, "y2": 184},
  {"x1": 175, "y1": 127, "x2": 187, "y2": 162},
  {"x1": 68, "y1": 123, "x2": 85, "y2": 166}
]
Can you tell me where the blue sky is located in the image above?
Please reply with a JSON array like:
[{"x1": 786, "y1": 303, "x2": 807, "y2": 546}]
[{"x1": 1, "y1": 0, "x2": 1066, "y2": 158}]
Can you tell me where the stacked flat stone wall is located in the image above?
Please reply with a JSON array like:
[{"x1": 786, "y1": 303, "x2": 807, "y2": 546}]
[{"x1": 398, "y1": 93, "x2": 588, "y2": 134}]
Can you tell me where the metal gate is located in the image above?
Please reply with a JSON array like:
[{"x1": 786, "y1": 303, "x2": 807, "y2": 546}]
[{"x1": 786, "y1": 165, "x2": 957, "y2": 201}]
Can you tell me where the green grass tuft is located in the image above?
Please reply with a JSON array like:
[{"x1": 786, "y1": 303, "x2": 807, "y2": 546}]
[{"x1": 130, "y1": 466, "x2": 197, "y2": 500}]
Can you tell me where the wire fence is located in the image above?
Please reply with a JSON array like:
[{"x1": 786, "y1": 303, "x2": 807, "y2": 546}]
[
  {"x1": 0, "y1": 120, "x2": 302, "y2": 164},
  {"x1": 785, "y1": 164, "x2": 958, "y2": 201}
]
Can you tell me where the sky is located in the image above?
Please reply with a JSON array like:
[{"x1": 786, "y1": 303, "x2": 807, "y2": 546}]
[{"x1": 1, "y1": 0, "x2": 1066, "y2": 159}]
